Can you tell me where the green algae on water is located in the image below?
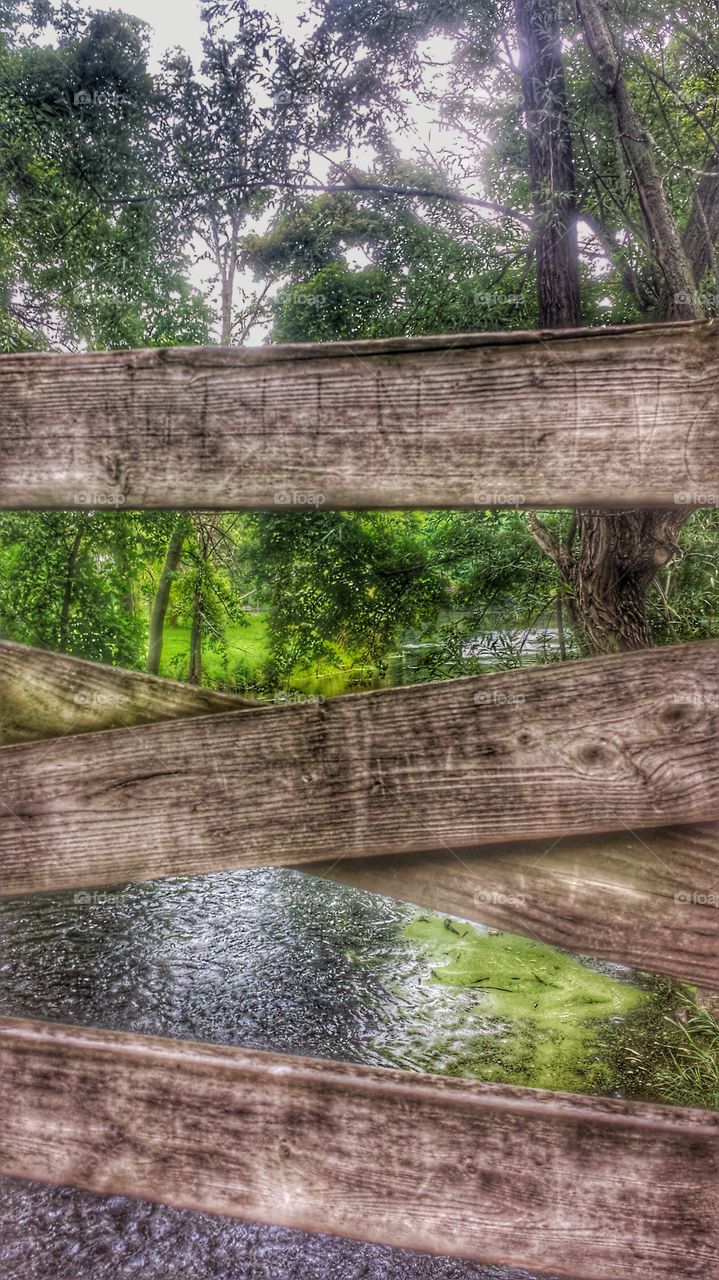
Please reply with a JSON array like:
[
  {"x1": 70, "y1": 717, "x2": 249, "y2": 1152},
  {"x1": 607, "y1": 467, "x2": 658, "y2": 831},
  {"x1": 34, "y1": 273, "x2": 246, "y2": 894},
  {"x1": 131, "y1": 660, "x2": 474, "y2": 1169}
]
[{"x1": 401, "y1": 914, "x2": 647, "y2": 1093}]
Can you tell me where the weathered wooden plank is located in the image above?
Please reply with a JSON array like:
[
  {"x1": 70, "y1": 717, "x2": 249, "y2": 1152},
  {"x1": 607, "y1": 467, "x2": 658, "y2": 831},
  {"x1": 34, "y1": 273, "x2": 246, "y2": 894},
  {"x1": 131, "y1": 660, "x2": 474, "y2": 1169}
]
[
  {"x1": 0, "y1": 639, "x2": 252, "y2": 745},
  {"x1": 3, "y1": 641, "x2": 716, "y2": 984},
  {"x1": 310, "y1": 823, "x2": 719, "y2": 989},
  {"x1": 1, "y1": 320, "x2": 718, "y2": 509},
  {"x1": 0, "y1": 1017, "x2": 716, "y2": 1280},
  {"x1": 0, "y1": 639, "x2": 717, "y2": 897}
]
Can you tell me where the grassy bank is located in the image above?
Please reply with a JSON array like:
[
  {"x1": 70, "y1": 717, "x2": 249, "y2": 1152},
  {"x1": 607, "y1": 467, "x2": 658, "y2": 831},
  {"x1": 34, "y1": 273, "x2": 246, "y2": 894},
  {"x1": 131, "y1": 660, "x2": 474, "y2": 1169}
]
[
  {"x1": 157, "y1": 616, "x2": 381, "y2": 697},
  {"x1": 158, "y1": 616, "x2": 268, "y2": 686}
]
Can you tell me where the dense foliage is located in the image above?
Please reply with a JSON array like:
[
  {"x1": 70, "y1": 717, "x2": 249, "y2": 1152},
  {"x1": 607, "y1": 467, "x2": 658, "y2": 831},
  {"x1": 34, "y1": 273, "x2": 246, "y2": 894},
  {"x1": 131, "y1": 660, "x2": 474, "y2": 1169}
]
[{"x1": 0, "y1": 0, "x2": 717, "y2": 691}]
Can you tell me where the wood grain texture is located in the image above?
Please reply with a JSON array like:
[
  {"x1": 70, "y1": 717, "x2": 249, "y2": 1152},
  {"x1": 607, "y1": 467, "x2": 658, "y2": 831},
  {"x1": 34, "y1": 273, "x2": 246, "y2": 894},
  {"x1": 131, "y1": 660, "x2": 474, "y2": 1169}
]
[
  {"x1": 1, "y1": 320, "x2": 718, "y2": 509},
  {"x1": 0, "y1": 639, "x2": 717, "y2": 897},
  {"x1": 0, "y1": 1016, "x2": 717, "y2": 1280},
  {"x1": 1, "y1": 643, "x2": 715, "y2": 984},
  {"x1": 310, "y1": 823, "x2": 719, "y2": 989},
  {"x1": 0, "y1": 639, "x2": 252, "y2": 745},
  {"x1": 3, "y1": 641, "x2": 717, "y2": 984}
]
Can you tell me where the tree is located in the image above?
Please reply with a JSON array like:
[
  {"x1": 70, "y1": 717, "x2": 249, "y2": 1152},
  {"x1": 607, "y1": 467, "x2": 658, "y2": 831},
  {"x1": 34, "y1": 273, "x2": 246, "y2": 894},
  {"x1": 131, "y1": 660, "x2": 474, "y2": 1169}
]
[
  {"x1": 513, "y1": 0, "x2": 581, "y2": 329},
  {"x1": 141, "y1": 4, "x2": 316, "y2": 680},
  {"x1": 0, "y1": 5, "x2": 210, "y2": 352},
  {"x1": 526, "y1": 0, "x2": 708, "y2": 651},
  {"x1": 146, "y1": 515, "x2": 189, "y2": 674},
  {"x1": 296, "y1": 0, "x2": 719, "y2": 652},
  {"x1": 0, "y1": 511, "x2": 144, "y2": 664},
  {"x1": 158, "y1": 0, "x2": 312, "y2": 343}
]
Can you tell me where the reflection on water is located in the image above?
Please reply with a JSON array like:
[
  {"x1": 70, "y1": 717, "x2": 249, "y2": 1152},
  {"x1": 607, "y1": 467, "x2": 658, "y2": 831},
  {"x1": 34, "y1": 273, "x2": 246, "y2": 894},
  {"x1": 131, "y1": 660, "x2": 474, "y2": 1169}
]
[
  {"x1": 0, "y1": 867, "x2": 666, "y2": 1280},
  {"x1": 0, "y1": 870, "x2": 400, "y2": 1060}
]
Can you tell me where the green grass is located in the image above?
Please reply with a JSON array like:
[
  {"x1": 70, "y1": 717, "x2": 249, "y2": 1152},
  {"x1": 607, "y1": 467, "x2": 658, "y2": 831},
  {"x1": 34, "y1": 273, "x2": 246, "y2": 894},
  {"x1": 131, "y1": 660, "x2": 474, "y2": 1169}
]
[
  {"x1": 159, "y1": 616, "x2": 268, "y2": 686},
  {"x1": 652, "y1": 996, "x2": 719, "y2": 1111},
  {"x1": 157, "y1": 616, "x2": 379, "y2": 696}
]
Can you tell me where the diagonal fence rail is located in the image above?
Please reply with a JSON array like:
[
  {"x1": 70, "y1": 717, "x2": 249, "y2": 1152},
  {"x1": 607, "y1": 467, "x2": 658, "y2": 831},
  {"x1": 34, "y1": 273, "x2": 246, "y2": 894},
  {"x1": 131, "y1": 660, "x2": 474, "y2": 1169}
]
[
  {"x1": 0, "y1": 638, "x2": 716, "y2": 898},
  {"x1": 2, "y1": 642, "x2": 717, "y2": 987}
]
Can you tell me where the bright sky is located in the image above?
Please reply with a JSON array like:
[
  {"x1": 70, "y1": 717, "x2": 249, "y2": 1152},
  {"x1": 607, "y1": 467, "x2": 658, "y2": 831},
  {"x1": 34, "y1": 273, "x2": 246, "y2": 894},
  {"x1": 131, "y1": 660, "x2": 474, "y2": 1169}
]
[
  {"x1": 74, "y1": 0, "x2": 468, "y2": 341},
  {"x1": 68, "y1": 3, "x2": 610, "y2": 337},
  {"x1": 81, "y1": 0, "x2": 307, "y2": 70}
]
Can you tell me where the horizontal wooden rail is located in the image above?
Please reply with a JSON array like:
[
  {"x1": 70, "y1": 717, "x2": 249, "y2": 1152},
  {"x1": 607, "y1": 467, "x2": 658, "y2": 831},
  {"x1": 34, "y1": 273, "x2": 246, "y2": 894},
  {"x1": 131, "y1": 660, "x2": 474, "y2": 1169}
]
[
  {"x1": 2, "y1": 642, "x2": 717, "y2": 984},
  {"x1": 0, "y1": 639, "x2": 717, "y2": 897},
  {"x1": 1, "y1": 320, "x2": 718, "y2": 509},
  {"x1": 311, "y1": 823, "x2": 719, "y2": 990},
  {"x1": 0, "y1": 1017, "x2": 716, "y2": 1280}
]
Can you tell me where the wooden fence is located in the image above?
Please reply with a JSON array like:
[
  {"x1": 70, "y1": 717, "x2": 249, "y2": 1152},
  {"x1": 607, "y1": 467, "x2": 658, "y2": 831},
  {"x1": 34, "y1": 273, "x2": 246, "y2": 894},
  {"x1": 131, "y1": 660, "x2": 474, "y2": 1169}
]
[
  {"x1": 0, "y1": 320, "x2": 718, "y2": 1279},
  {"x1": 1, "y1": 319, "x2": 718, "y2": 509}
]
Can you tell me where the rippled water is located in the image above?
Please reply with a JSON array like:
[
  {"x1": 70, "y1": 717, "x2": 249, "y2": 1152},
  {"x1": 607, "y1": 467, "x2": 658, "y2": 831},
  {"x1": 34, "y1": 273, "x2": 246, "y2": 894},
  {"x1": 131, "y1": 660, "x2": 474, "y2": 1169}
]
[{"x1": 0, "y1": 867, "x2": 668, "y2": 1279}]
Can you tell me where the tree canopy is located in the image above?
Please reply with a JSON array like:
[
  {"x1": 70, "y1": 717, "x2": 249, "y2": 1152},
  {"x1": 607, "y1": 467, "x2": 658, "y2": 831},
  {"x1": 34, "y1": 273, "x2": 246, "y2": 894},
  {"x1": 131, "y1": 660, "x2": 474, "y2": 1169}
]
[{"x1": 0, "y1": 0, "x2": 717, "y2": 689}]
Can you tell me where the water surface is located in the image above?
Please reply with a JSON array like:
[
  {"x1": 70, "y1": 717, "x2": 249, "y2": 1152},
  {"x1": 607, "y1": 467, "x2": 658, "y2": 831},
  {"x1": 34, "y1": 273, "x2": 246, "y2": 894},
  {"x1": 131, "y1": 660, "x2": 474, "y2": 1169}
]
[{"x1": 0, "y1": 867, "x2": 676, "y2": 1279}]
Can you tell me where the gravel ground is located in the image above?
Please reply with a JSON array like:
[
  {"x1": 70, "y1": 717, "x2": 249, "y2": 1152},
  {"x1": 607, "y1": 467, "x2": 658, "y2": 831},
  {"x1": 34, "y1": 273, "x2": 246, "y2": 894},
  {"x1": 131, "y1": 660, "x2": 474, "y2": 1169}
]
[{"x1": 0, "y1": 1176, "x2": 559, "y2": 1280}]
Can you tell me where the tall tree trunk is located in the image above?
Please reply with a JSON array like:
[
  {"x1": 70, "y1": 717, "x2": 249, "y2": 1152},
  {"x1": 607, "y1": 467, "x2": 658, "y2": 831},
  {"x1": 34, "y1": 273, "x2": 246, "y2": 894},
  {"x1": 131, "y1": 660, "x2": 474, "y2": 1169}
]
[
  {"x1": 58, "y1": 527, "x2": 84, "y2": 653},
  {"x1": 514, "y1": 0, "x2": 591, "y2": 644},
  {"x1": 662, "y1": 148, "x2": 719, "y2": 313},
  {"x1": 520, "y1": 0, "x2": 704, "y2": 653},
  {"x1": 212, "y1": 211, "x2": 241, "y2": 346},
  {"x1": 576, "y1": 0, "x2": 702, "y2": 319},
  {"x1": 514, "y1": 0, "x2": 582, "y2": 327},
  {"x1": 572, "y1": 0, "x2": 703, "y2": 649},
  {"x1": 146, "y1": 515, "x2": 188, "y2": 675},
  {"x1": 185, "y1": 216, "x2": 240, "y2": 684},
  {"x1": 188, "y1": 579, "x2": 203, "y2": 684},
  {"x1": 186, "y1": 514, "x2": 218, "y2": 685}
]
